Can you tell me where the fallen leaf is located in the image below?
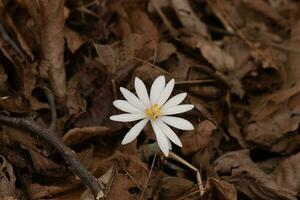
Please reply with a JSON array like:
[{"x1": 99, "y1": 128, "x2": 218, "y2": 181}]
[
  {"x1": 181, "y1": 36, "x2": 235, "y2": 73},
  {"x1": 181, "y1": 120, "x2": 217, "y2": 155},
  {"x1": 28, "y1": 149, "x2": 66, "y2": 177},
  {"x1": 202, "y1": 177, "x2": 237, "y2": 200},
  {"x1": 0, "y1": 155, "x2": 17, "y2": 199},
  {"x1": 158, "y1": 176, "x2": 194, "y2": 200},
  {"x1": 156, "y1": 41, "x2": 177, "y2": 63},
  {"x1": 271, "y1": 152, "x2": 300, "y2": 194},
  {"x1": 39, "y1": 0, "x2": 66, "y2": 102},
  {"x1": 63, "y1": 126, "x2": 113, "y2": 146},
  {"x1": 74, "y1": 78, "x2": 122, "y2": 130},
  {"x1": 214, "y1": 150, "x2": 297, "y2": 200},
  {"x1": 170, "y1": 0, "x2": 208, "y2": 37},
  {"x1": 64, "y1": 27, "x2": 85, "y2": 53}
]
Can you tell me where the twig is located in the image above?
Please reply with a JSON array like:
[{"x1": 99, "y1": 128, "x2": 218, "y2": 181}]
[
  {"x1": 133, "y1": 56, "x2": 172, "y2": 75},
  {"x1": 0, "y1": 17, "x2": 25, "y2": 61},
  {"x1": 139, "y1": 152, "x2": 157, "y2": 200},
  {"x1": 150, "y1": 0, "x2": 178, "y2": 39},
  {"x1": 0, "y1": 114, "x2": 104, "y2": 199},
  {"x1": 175, "y1": 79, "x2": 215, "y2": 85},
  {"x1": 169, "y1": 152, "x2": 204, "y2": 196}
]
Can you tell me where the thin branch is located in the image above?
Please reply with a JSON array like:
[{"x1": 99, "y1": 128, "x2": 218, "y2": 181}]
[
  {"x1": 0, "y1": 114, "x2": 104, "y2": 199},
  {"x1": 169, "y1": 152, "x2": 204, "y2": 196},
  {"x1": 139, "y1": 152, "x2": 157, "y2": 200},
  {"x1": 0, "y1": 17, "x2": 25, "y2": 60}
]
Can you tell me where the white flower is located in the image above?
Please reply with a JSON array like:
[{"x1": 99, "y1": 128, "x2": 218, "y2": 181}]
[{"x1": 110, "y1": 75, "x2": 194, "y2": 156}]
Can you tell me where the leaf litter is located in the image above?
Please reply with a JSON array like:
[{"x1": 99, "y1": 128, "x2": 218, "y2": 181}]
[{"x1": 0, "y1": 0, "x2": 300, "y2": 199}]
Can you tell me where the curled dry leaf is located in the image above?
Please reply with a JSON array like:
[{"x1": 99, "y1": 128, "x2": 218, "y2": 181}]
[
  {"x1": 214, "y1": 150, "x2": 297, "y2": 200},
  {"x1": 63, "y1": 126, "x2": 113, "y2": 146},
  {"x1": 0, "y1": 155, "x2": 17, "y2": 199}
]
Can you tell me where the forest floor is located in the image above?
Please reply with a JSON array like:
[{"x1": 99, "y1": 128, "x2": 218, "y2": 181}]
[{"x1": 0, "y1": 0, "x2": 299, "y2": 199}]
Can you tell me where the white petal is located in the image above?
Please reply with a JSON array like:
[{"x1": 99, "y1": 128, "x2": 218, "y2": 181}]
[
  {"x1": 120, "y1": 87, "x2": 145, "y2": 110},
  {"x1": 110, "y1": 113, "x2": 146, "y2": 122},
  {"x1": 167, "y1": 138, "x2": 172, "y2": 150},
  {"x1": 113, "y1": 100, "x2": 143, "y2": 113},
  {"x1": 161, "y1": 104, "x2": 194, "y2": 115},
  {"x1": 151, "y1": 120, "x2": 169, "y2": 156},
  {"x1": 150, "y1": 76, "x2": 166, "y2": 104},
  {"x1": 162, "y1": 93, "x2": 187, "y2": 108},
  {"x1": 121, "y1": 119, "x2": 149, "y2": 144},
  {"x1": 157, "y1": 79, "x2": 175, "y2": 106},
  {"x1": 135, "y1": 77, "x2": 151, "y2": 107},
  {"x1": 156, "y1": 119, "x2": 182, "y2": 147},
  {"x1": 160, "y1": 116, "x2": 194, "y2": 130}
]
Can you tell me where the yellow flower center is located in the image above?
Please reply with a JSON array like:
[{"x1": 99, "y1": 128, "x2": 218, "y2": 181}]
[{"x1": 146, "y1": 104, "x2": 161, "y2": 119}]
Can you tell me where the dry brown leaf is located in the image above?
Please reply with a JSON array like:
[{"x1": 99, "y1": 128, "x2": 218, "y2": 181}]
[
  {"x1": 129, "y1": 7, "x2": 160, "y2": 44},
  {"x1": 242, "y1": 0, "x2": 286, "y2": 26},
  {"x1": 181, "y1": 120, "x2": 217, "y2": 155},
  {"x1": 74, "y1": 79, "x2": 122, "y2": 130},
  {"x1": 46, "y1": 189, "x2": 84, "y2": 200},
  {"x1": 222, "y1": 37, "x2": 254, "y2": 97},
  {"x1": 202, "y1": 177, "x2": 237, "y2": 200},
  {"x1": 227, "y1": 113, "x2": 248, "y2": 148},
  {"x1": 245, "y1": 93, "x2": 300, "y2": 147},
  {"x1": 63, "y1": 126, "x2": 113, "y2": 146},
  {"x1": 182, "y1": 36, "x2": 235, "y2": 72},
  {"x1": 134, "y1": 64, "x2": 171, "y2": 83},
  {"x1": 158, "y1": 176, "x2": 194, "y2": 200},
  {"x1": 214, "y1": 150, "x2": 297, "y2": 200},
  {"x1": 156, "y1": 41, "x2": 177, "y2": 63},
  {"x1": 287, "y1": 19, "x2": 300, "y2": 82},
  {"x1": 28, "y1": 149, "x2": 65, "y2": 176},
  {"x1": 66, "y1": 73, "x2": 87, "y2": 117},
  {"x1": 0, "y1": 155, "x2": 17, "y2": 199},
  {"x1": 26, "y1": 182, "x2": 79, "y2": 200},
  {"x1": 39, "y1": 0, "x2": 66, "y2": 103},
  {"x1": 1, "y1": 126, "x2": 39, "y2": 151},
  {"x1": 64, "y1": 27, "x2": 85, "y2": 53},
  {"x1": 105, "y1": 153, "x2": 148, "y2": 200},
  {"x1": 271, "y1": 152, "x2": 300, "y2": 195},
  {"x1": 170, "y1": 0, "x2": 208, "y2": 37},
  {"x1": 94, "y1": 33, "x2": 155, "y2": 81}
]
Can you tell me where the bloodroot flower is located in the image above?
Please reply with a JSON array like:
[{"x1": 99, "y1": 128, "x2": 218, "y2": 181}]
[{"x1": 110, "y1": 76, "x2": 194, "y2": 156}]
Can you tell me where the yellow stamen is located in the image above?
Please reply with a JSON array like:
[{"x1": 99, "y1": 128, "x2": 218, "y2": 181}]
[{"x1": 146, "y1": 104, "x2": 161, "y2": 119}]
